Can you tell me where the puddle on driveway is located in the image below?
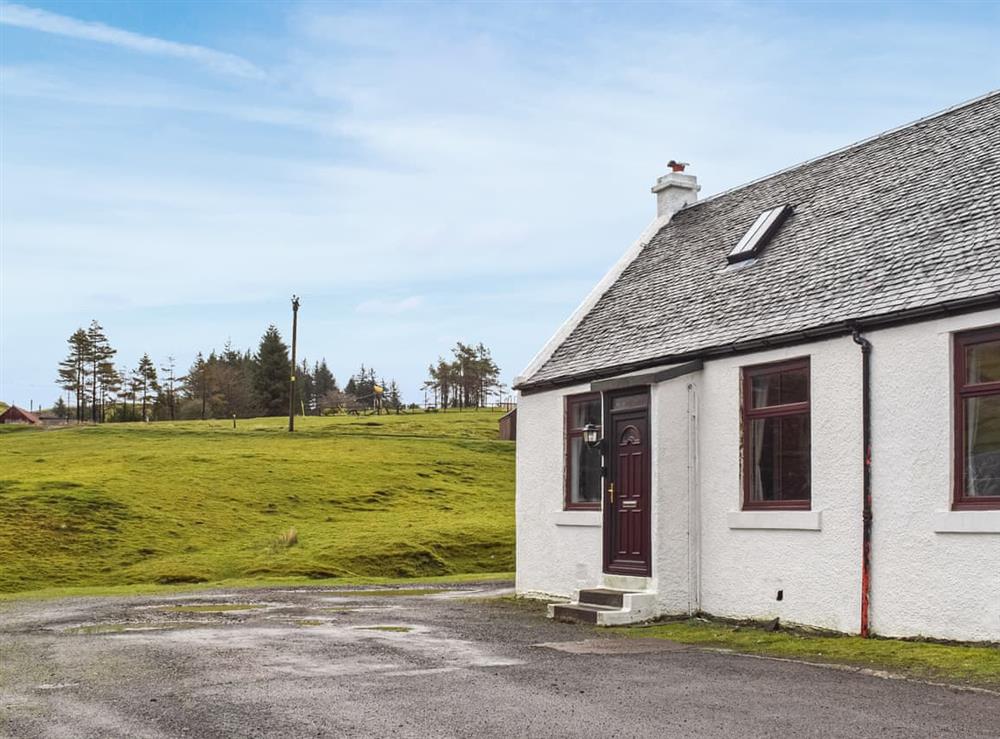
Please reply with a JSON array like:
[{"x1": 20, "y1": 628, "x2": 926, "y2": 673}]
[
  {"x1": 63, "y1": 621, "x2": 205, "y2": 635},
  {"x1": 114, "y1": 621, "x2": 525, "y2": 676},
  {"x1": 533, "y1": 638, "x2": 690, "y2": 655},
  {"x1": 159, "y1": 603, "x2": 268, "y2": 614},
  {"x1": 319, "y1": 588, "x2": 450, "y2": 598}
]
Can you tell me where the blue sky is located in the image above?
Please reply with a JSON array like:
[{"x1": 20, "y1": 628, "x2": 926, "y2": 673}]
[{"x1": 2, "y1": 1, "x2": 998, "y2": 408}]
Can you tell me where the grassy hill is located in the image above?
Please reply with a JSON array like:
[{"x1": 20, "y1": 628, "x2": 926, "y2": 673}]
[{"x1": 0, "y1": 411, "x2": 514, "y2": 595}]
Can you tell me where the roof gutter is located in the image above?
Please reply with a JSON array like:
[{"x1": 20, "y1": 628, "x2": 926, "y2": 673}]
[{"x1": 515, "y1": 292, "x2": 1000, "y2": 394}]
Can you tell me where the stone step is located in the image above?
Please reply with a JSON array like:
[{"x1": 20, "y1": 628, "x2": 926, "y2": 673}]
[
  {"x1": 551, "y1": 603, "x2": 617, "y2": 625},
  {"x1": 578, "y1": 588, "x2": 637, "y2": 609}
]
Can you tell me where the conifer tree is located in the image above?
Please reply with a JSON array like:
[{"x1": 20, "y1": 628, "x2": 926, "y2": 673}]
[
  {"x1": 57, "y1": 328, "x2": 91, "y2": 422},
  {"x1": 252, "y1": 325, "x2": 291, "y2": 416},
  {"x1": 160, "y1": 356, "x2": 180, "y2": 421},
  {"x1": 296, "y1": 358, "x2": 314, "y2": 415},
  {"x1": 185, "y1": 353, "x2": 210, "y2": 420},
  {"x1": 313, "y1": 359, "x2": 337, "y2": 401},
  {"x1": 97, "y1": 362, "x2": 120, "y2": 421},
  {"x1": 53, "y1": 396, "x2": 69, "y2": 419},
  {"x1": 86, "y1": 320, "x2": 116, "y2": 423},
  {"x1": 136, "y1": 354, "x2": 159, "y2": 421},
  {"x1": 423, "y1": 342, "x2": 500, "y2": 409},
  {"x1": 387, "y1": 380, "x2": 402, "y2": 413}
]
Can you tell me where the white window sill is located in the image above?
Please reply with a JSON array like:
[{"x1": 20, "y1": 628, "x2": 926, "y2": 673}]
[
  {"x1": 727, "y1": 510, "x2": 822, "y2": 531},
  {"x1": 933, "y1": 510, "x2": 1000, "y2": 534},
  {"x1": 553, "y1": 510, "x2": 602, "y2": 527}
]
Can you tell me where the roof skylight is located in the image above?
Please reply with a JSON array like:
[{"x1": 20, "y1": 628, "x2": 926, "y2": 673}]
[{"x1": 727, "y1": 205, "x2": 792, "y2": 264}]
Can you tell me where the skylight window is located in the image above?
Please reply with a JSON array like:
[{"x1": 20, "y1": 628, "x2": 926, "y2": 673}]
[{"x1": 727, "y1": 205, "x2": 792, "y2": 264}]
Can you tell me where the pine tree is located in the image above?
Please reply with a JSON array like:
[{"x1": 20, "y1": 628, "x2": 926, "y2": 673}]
[
  {"x1": 136, "y1": 354, "x2": 159, "y2": 421},
  {"x1": 312, "y1": 359, "x2": 336, "y2": 414},
  {"x1": 160, "y1": 356, "x2": 180, "y2": 421},
  {"x1": 57, "y1": 328, "x2": 91, "y2": 422},
  {"x1": 118, "y1": 365, "x2": 132, "y2": 421},
  {"x1": 218, "y1": 342, "x2": 257, "y2": 417},
  {"x1": 53, "y1": 397, "x2": 69, "y2": 419},
  {"x1": 423, "y1": 342, "x2": 501, "y2": 409},
  {"x1": 387, "y1": 380, "x2": 402, "y2": 414},
  {"x1": 184, "y1": 353, "x2": 210, "y2": 420},
  {"x1": 127, "y1": 367, "x2": 142, "y2": 421},
  {"x1": 296, "y1": 358, "x2": 314, "y2": 416},
  {"x1": 97, "y1": 362, "x2": 120, "y2": 422},
  {"x1": 86, "y1": 321, "x2": 116, "y2": 423},
  {"x1": 252, "y1": 325, "x2": 291, "y2": 416}
]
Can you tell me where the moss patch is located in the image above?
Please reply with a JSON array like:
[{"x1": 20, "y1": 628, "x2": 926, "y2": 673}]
[
  {"x1": 360, "y1": 625, "x2": 413, "y2": 633},
  {"x1": 624, "y1": 618, "x2": 1000, "y2": 688}
]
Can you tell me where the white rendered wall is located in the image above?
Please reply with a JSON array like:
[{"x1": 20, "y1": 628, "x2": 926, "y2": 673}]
[
  {"x1": 697, "y1": 337, "x2": 863, "y2": 633},
  {"x1": 516, "y1": 310, "x2": 1000, "y2": 640},
  {"x1": 868, "y1": 309, "x2": 1000, "y2": 641},
  {"x1": 515, "y1": 384, "x2": 604, "y2": 598},
  {"x1": 652, "y1": 377, "x2": 699, "y2": 613}
]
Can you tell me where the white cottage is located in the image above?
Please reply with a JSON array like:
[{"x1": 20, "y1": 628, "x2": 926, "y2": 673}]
[{"x1": 513, "y1": 92, "x2": 1000, "y2": 642}]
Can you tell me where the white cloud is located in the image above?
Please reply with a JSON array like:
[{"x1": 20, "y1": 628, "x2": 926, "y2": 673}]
[
  {"x1": 0, "y1": 3, "x2": 263, "y2": 78},
  {"x1": 356, "y1": 296, "x2": 425, "y2": 315}
]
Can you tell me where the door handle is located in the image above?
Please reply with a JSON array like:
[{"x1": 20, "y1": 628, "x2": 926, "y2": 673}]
[{"x1": 608, "y1": 482, "x2": 615, "y2": 504}]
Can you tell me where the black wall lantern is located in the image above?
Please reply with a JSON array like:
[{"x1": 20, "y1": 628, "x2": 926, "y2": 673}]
[{"x1": 582, "y1": 423, "x2": 602, "y2": 449}]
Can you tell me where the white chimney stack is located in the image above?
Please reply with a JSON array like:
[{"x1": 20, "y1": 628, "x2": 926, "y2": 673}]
[{"x1": 651, "y1": 160, "x2": 700, "y2": 219}]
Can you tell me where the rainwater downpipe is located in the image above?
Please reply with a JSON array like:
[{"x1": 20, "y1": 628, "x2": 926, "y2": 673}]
[
  {"x1": 852, "y1": 328, "x2": 873, "y2": 638},
  {"x1": 686, "y1": 382, "x2": 701, "y2": 615}
]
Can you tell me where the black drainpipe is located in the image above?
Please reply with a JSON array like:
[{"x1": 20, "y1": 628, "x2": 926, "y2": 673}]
[{"x1": 852, "y1": 328, "x2": 873, "y2": 638}]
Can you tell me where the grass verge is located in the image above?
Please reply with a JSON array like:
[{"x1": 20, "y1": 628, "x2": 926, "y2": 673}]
[
  {"x1": 0, "y1": 571, "x2": 513, "y2": 604},
  {"x1": 624, "y1": 618, "x2": 1000, "y2": 689}
]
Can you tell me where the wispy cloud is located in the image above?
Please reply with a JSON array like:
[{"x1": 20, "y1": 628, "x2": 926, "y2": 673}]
[
  {"x1": 356, "y1": 296, "x2": 425, "y2": 315},
  {"x1": 0, "y1": 3, "x2": 263, "y2": 78}
]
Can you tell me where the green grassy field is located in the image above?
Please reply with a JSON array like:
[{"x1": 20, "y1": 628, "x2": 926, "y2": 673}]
[{"x1": 0, "y1": 411, "x2": 514, "y2": 595}]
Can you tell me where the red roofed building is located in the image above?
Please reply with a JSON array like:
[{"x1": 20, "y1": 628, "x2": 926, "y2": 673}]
[{"x1": 0, "y1": 406, "x2": 42, "y2": 425}]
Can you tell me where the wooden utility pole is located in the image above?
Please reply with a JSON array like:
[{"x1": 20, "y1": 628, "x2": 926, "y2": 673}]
[{"x1": 288, "y1": 295, "x2": 300, "y2": 432}]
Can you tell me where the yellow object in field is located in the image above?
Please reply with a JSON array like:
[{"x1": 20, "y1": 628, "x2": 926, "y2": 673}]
[{"x1": 373, "y1": 385, "x2": 384, "y2": 396}]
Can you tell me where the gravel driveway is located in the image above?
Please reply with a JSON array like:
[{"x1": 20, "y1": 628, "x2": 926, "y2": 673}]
[{"x1": 1, "y1": 582, "x2": 996, "y2": 738}]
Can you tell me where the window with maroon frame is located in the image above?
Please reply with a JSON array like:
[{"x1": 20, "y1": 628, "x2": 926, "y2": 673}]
[
  {"x1": 565, "y1": 393, "x2": 602, "y2": 509},
  {"x1": 954, "y1": 326, "x2": 1000, "y2": 510},
  {"x1": 742, "y1": 358, "x2": 811, "y2": 509}
]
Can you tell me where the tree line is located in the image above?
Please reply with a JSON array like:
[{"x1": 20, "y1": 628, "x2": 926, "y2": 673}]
[
  {"x1": 53, "y1": 321, "x2": 500, "y2": 422},
  {"x1": 422, "y1": 342, "x2": 502, "y2": 409}
]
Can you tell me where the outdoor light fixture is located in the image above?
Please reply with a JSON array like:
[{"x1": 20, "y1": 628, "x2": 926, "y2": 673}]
[{"x1": 582, "y1": 423, "x2": 602, "y2": 449}]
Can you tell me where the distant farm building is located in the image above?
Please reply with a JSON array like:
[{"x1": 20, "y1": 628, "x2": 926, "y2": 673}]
[{"x1": 0, "y1": 406, "x2": 41, "y2": 425}]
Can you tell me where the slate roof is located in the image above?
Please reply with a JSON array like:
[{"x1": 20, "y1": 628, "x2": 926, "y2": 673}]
[{"x1": 520, "y1": 92, "x2": 1000, "y2": 390}]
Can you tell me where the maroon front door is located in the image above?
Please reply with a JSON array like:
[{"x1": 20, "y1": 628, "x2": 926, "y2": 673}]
[{"x1": 603, "y1": 390, "x2": 651, "y2": 576}]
